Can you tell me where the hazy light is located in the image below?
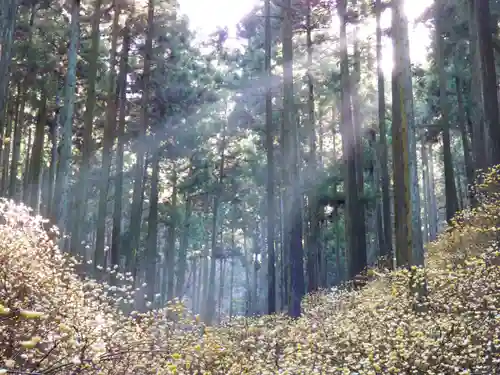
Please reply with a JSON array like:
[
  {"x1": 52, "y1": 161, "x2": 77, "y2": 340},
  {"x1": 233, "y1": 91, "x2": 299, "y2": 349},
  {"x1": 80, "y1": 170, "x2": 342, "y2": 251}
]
[
  {"x1": 179, "y1": 0, "x2": 258, "y2": 42},
  {"x1": 179, "y1": 0, "x2": 433, "y2": 73}
]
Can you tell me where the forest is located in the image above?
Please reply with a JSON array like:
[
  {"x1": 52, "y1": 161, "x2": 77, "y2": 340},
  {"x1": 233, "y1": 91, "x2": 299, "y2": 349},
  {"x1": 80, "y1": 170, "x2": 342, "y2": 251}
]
[{"x1": 1, "y1": 0, "x2": 500, "y2": 373}]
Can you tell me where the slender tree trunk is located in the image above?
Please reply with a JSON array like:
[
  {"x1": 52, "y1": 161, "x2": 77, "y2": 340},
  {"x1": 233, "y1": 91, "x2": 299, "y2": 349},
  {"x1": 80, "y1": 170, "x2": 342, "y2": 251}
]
[
  {"x1": 1, "y1": 86, "x2": 17, "y2": 195},
  {"x1": 428, "y1": 144, "x2": 438, "y2": 240},
  {"x1": 243, "y1": 228, "x2": 251, "y2": 315},
  {"x1": 145, "y1": 150, "x2": 160, "y2": 309},
  {"x1": 376, "y1": 0, "x2": 392, "y2": 263},
  {"x1": 282, "y1": 0, "x2": 304, "y2": 318},
  {"x1": 195, "y1": 259, "x2": 203, "y2": 313},
  {"x1": 421, "y1": 137, "x2": 430, "y2": 243},
  {"x1": 8, "y1": 95, "x2": 24, "y2": 199},
  {"x1": 96, "y1": 0, "x2": 121, "y2": 270},
  {"x1": 435, "y1": 1, "x2": 459, "y2": 223},
  {"x1": 191, "y1": 258, "x2": 198, "y2": 311},
  {"x1": 28, "y1": 83, "x2": 47, "y2": 212},
  {"x1": 52, "y1": 0, "x2": 79, "y2": 240},
  {"x1": 218, "y1": 258, "x2": 226, "y2": 322},
  {"x1": 204, "y1": 122, "x2": 226, "y2": 323},
  {"x1": 305, "y1": 0, "x2": 320, "y2": 293},
  {"x1": 455, "y1": 75, "x2": 474, "y2": 203},
  {"x1": 21, "y1": 125, "x2": 31, "y2": 202},
  {"x1": 45, "y1": 113, "x2": 57, "y2": 217},
  {"x1": 199, "y1": 193, "x2": 210, "y2": 313},
  {"x1": 0, "y1": 0, "x2": 18, "y2": 155},
  {"x1": 9, "y1": 80, "x2": 30, "y2": 199},
  {"x1": 351, "y1": 0, "x2": 367, "y2": 271},
  {"x1": 175, "y1": 194, "x2": 192, "y2": 298},
  {"x1": 72, "y1": 0, "x2": 102, "y2": 254},
  {"x1": 339, "y1": 0, "x2": 366, "y2": 279},
  {"x1": 110, "y1": 18, "x2": 129, "y2": 278},
  {"x1": 264, "y1": 0, "x2": 276, "y2": 315},
  {"x1": 165, "y1": 169, "x2": 177, "y2": 303},
  {"x1": 456, "y1": 170, "x2": 464, "y2": 211},
  {"x1": 127, "y1": 0, "x2": 153, "y2": 279},
  {"x1": 252, "y1": 219, "x2": 261, "y2": 315},
  {"x1": 229, "y1": 197, "x2": 236, "y2": 318}
]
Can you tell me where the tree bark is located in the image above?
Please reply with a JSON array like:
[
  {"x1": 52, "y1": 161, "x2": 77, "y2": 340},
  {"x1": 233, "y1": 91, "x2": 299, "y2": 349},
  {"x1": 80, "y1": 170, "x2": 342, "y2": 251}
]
[
  {"x1": 264, "y1": 0, "x2": 276, "y2": 314},
  {"x1": 339, "y1": 0, "x2": 366, "y2": 279},
  {"x1": 435, "y1": 1, "x2": 459, "y2": 223},
  {"x1": 305, "y1": 0, "x2": 320, "y2": 293},
  {"x1": 455, "y1": 75, "x2": 474, "y2": 204},
  {"x1": 282, "y1": 0, "x2": 304, "y2": 317},
  {"x1": 127, "y1": 0, "x2": 153, "y2": 278},
  {"x1": 96, "y1": 0, "x2": 122, "y2": 272},
  {"x1": 475, "y1": 0, "x2": 500, "y2": 166},
  {"x1": 52, "y1": 0, "x2": 79, "y2": 240},
  {"x1": 175, "y1": 194, "x2": 192, "y2": 298},
  {"x1": 28, "y1": 83, "x2": 47, "y2": 212},
  {"x1": 467, "y1": 0, "x2": 487, "y2": 171},
  {"x1": 392, "y1": 0, "x2": 423, "y2": 266},
  {"x1": 110, "y1": 17, "x2": 129, "y2": 279},
  {"x1": 376, "y1": 0, "x2": 392, "y2": 263},
  {"x1": 145, "y1": 149, "x2": 160, "y2": 309},
  {"x1": 72, "y1": 0, "x2": 102, "y2": 254}
]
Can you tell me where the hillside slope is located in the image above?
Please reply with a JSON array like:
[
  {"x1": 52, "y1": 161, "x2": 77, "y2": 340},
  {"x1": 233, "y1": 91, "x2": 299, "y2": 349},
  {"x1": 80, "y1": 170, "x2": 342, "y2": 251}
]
[{"x1": 1, "y1": 169, "x2": 500, "y2": 374}]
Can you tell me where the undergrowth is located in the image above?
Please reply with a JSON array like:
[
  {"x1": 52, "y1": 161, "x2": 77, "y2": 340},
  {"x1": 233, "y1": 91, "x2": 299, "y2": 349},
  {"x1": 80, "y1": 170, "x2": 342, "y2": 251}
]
[{"x1": 2, "y1": 168, "x2": 500, "y2": 374}]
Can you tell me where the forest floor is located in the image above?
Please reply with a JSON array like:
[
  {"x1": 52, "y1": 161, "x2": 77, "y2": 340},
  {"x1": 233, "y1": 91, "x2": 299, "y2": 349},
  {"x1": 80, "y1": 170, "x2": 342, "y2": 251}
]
[{"x1": 2, "y1": 169, "x2": 500, "y2": 374}]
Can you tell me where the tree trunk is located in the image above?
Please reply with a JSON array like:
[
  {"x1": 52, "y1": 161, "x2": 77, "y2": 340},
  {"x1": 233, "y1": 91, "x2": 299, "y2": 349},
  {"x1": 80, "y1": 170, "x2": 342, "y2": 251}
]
[
  {"x1": 72, "y1": 0, "x2": 102, "y2": 254},
  {"x1": 229, "y1": 196, "x2": 236, "y2": 318},
  {"x1": 165, "y1": 169, "x2": 178, "y2": 303},
  {"x1": 28, "y1": 83, "x2": 47, "y2": 212},
  {"x1": 349, "y1": 0, "x2": 367, "y2": 278},
  {"x1": 282, "y1": 0, "x2": 304, "y2": 318},
  {"x1": 45, "y1": 111, "x2": 58, "y2": 217},
  {"x1": 455, "y1": 75, "x2": 474, "y2": 204},
  {"x1": 2, "y1": 86, "x2": 17, "y2": 194},
  {"x1": 199, "y1": 192, "x2": 210, "y2": 314},
  {"x1": 175, "y1": 194, "x2": 192, "y2": 299},
  {"x1": 21, "y1": 125, "x2": 31, "y2": 202},
  {"x1": 435, "y1": 1, "x2": 459, "y2": 224},
  {"x1": 52, "y1": 0, "x2": 79, "y2": 240},
  {"x1": 145, "y1": 150, "x2": 160, "y2": 309},
  {"x1": 110, "y1": 17, "x2": 129, "y2": 279},
  {"x1": 264, "y1": 0, "x2": 276, "y2": 315},
  {"x1": 204, "y1": 122, "x2": 226, "y2": 323},
  {"x1": 475, "y1": 0, "x2": 500, "y2": 166},
  {"x1": 305, "y1": 0, "x2": 320, "y2": 293},
  {"x1": 127, "y1": 0, "x2": 153, "y2": 280},
  {"x1": 339, "y1": 0, "x2": 366, "y2": 279},
  {"x1": 8, "y1": 92, "x2": 24, "y2": 200},
  {"x1": 252, "y1": 219, "x2": 261, "y2": 315},
  {"x1": 376, "y1": 0, "x2": 392, "y2": 263},
  {"x1": 391, "y1": 0, "x2": 423, "y2": 266},
  {"x1": 0, "y1": 0, "x2": 18, "y2": 156},
  {"x1": 428, "y1": 144, "x2": 438, "y2": 240},
  {"x1": 420, "y1": 137, "x2": 430, "y2": 243},
  {"x1": 467, "y1": 0, "x2": 487, "y2": 171},
  {"x1": 218, "y1": 258, "x2": 226, "y2": 322},
  {"x1": 96, "y1": 0, "x2": 122, "y2": 271}
]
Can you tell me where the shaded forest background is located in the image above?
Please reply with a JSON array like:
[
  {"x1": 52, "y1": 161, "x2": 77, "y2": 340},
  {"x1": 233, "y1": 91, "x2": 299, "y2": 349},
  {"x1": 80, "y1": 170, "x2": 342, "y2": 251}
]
[{"x1": 0, "y1": 0, "x2": 499, "y2": 325}]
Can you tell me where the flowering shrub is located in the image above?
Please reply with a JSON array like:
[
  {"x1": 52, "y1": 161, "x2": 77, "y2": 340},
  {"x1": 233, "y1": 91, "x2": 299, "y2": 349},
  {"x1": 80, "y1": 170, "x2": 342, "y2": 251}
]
[{"x1": 1, "y1": 167, "x2": 500, "y2": 374}]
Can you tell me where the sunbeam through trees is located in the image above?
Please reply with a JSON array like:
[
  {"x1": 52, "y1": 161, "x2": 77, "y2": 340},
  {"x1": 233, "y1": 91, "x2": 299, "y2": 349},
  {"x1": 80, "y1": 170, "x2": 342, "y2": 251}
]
[{"x1": 1, "y1": 0, "x2": 500, "y2": 373}]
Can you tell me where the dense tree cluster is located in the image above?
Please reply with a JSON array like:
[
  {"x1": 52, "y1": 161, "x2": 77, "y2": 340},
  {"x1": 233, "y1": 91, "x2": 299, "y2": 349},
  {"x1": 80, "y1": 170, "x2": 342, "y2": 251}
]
[{"x1": 1, "y1": 0, "x2": 500, "y2": 371}]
